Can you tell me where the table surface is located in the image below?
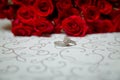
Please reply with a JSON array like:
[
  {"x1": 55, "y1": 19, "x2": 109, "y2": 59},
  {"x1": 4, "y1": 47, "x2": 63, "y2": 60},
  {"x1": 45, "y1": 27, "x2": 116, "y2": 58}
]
[{"x1": 0, "y1": 19, "x2": 120, "y2": 80}]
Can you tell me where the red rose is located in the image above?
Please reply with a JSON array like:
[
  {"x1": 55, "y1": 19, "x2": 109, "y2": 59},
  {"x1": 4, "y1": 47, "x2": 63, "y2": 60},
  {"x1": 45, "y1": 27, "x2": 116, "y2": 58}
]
[
  {"x1": 74, "y1": 0, "x2": 92, "y2": 9},
  {"x1": 109, "y1": 9, "x2": 120, "y2": 19},
  {"x1": 12, "y1": 19, "x2": 33, "y2": 36},
  {"x1": 34, "y1": 0, "x2": 54, "y2": 17},
  {"x1": 89, "y1": 19, "x2": 116, "y2": 33},
  {"x1": 61, "y1": 15, "x2": 88, "y2": 37},
  {"x1": 82, "y1": 6, "x2": 100, "y2": 22},
  {"x1": 0, "y1": 9, "x2": 6, "y2": 18},
  {"x1": 58, "y1": 8, "x2": 80, "y2": 20},
  {"x1": 12, "y1": 0, "x2": 36, "y2": 6},
  {"x1": 54, "y1": 8, "x2": 80, "y2": 33},
  {"x1": 0, "y1": 0, "x2": 8, "y2": 9},
  {"x1": 33, "y1": 18, "x2": 54, "y2": 36},
  {"x1": 56, "y1": 0, "x2": 73, "y2": 12},
  {"x1": 53, "y1": 18, "x2": 62, "y2": 33},
  {"x1": 113, "y1": 14, "x2": 120, "y2": 32},
  {"x1": 17, "y1": 6, "x2": 37, "y2": 25},
  {"x1": 97, "y1": 0, "x2": 112, "y2": 15},
  {"x1": 0, "y1": 0, "x2": 7, "y2": 18},
  {"x1": 3, "y1": 5, "x2": 15, "y2": 19},
  {"x1": 54, "y1": 23, "x2": 62, "y2": 33}
]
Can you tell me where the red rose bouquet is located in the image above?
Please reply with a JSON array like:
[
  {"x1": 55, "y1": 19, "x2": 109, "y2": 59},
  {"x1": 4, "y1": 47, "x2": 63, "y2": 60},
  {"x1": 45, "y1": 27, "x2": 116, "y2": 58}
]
[{"x1": 0, "y1": 0, "x2": 120, "y2": 36}]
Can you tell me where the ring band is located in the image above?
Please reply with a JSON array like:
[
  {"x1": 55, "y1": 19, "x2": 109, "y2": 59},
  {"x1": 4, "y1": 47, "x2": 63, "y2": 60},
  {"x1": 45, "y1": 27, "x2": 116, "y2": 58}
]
[{"x1": 54, "y1": 36, "x2": 77, "y2": 47}]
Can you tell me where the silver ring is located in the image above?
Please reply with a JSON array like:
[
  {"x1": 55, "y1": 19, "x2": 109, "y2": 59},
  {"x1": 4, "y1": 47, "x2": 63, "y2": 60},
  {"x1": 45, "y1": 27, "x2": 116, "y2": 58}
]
[{"x1": 54, "y1": 36, "x2": 77, "y2": 47}]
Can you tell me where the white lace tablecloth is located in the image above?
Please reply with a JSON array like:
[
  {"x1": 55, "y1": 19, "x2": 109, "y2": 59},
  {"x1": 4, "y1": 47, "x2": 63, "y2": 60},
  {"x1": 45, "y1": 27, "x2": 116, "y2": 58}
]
[{"x1": 0, "y1": 19, "x2": 120, "y2": 80}]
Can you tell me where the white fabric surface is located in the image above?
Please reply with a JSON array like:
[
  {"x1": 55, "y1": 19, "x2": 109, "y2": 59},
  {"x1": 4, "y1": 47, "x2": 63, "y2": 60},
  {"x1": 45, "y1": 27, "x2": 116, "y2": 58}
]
[{"x1": 0, "y1": 19, "x2": 120, "y2": 80}]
